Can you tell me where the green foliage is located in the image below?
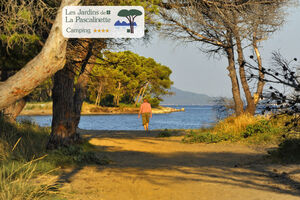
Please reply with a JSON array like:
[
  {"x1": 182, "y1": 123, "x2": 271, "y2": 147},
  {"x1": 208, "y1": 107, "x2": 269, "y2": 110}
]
[
  {"x1": 157, "y1": 129, "x2": 171, "y2": 137},
  {"x1": 0, "y1": 117, "x2": 55, "y2": 200},
  {"x1": 0, "y1": 116, "x2": 108, "y2": 199},
  {"x1": 148, "y1": 97, "x2": 160, "y2": 108},
  {"x1": 0, "y1": 117, "x2": 49, "y2": 161},
  {"x1": 269, "y1": 139, "x2": 300, "y2": 163},
  {"x1": 243, "y1": 120, "x2": 271, "y2": 138},
  {"x1": 17, "y1": 8, "x2": 33, "y2": 25},
  {"x1": 183, "y1": 131, "x2": 226, "y2": 144},
  {"x1": 46, "y1": 144, "x2": 109, "y2": 167},
  {"x1": 27, "y1": 78, "x2": 53, "y2": 102},
  {"x1": 88, "y1": 51, "x2": 173, "y2": 107},
  {"x1": 183, "y1": 115, "x2": 286, "y2": 144},
  {"x1": 0, "y1": 160, "x2": 57, "y2": 200}
]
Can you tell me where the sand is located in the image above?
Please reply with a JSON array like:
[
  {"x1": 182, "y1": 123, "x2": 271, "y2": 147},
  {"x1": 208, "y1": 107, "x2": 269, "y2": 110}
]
[{"x1": 57, "y1": 130, "x2": 300, "y2": 200}]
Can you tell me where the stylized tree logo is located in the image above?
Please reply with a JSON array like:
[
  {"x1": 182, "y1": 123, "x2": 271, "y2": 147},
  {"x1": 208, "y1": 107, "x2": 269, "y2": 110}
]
[{"x1": 117, "y1": 9, "x2": 143, "y2": 33}]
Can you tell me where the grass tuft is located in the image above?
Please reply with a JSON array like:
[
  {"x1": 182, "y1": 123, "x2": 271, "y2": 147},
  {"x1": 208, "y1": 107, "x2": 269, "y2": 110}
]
[
  {"x1": 183, "y1": 114, "x2": 285, "y2": 144},
  {"x1": 0, "y1": 116, "x2": 107, "y2": 199}
]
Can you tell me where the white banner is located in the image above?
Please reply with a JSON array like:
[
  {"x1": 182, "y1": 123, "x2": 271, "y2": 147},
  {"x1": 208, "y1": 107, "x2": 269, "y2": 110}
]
[{"x1": 62, "y1": 6, "x2": 145, "y2": 38}]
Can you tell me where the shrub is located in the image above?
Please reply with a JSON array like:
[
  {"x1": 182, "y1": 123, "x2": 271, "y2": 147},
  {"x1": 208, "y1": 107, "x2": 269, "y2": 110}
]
[
  {"x1": 183, "y1": 114, "x2": 285, "y2": 144},
  {"x1": 243, "y1": 120, "x2": 271, "y2": 138},
  {"x1": 183, "y1": 131, "x2": 223, "y2": 143},
  {"x1": 213, "y1": 114, "x2": 265, "y2": 136},
  {"x1": 157, "y1": 129, "x2": 171, "y2": 137},
  {"x1": 46, "y1": 144, "x2": 109, "y2": 167},
  {"x1": 148, "y1": 97, "x2": 160, "y2": 108},
  {"x1": 269, "y1": 139, "x2": 300, "y2": 163}
]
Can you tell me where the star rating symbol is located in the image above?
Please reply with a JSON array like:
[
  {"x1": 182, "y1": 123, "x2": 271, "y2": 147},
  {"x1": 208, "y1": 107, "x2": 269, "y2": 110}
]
[{"x1": 94, "y1": 29, "x2": 109, "y2": 33}]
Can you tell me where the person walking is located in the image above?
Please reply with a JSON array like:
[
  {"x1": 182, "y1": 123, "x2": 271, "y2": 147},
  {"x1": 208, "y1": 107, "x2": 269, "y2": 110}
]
[{"x1": 138, "y1": 98, "x2": 152, "y2": 131}]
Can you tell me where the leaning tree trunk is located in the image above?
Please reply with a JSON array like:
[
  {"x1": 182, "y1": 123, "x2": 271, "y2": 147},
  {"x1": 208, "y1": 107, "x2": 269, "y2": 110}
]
[
  {"x1": 116, "y1": 83, "x2": 121, "y2": 106},
  {"x1": 225, "y1": 47, "x2": 244, "y2": 116},
  {"x1": 135, "y1": 87, "x2": 143, "y2": 106},
  {"x1": 47, "y1": 65, "x2": 79, "y2": 149},
  {"x1": 235, "y1": 34, "x2": 256, "y2": 115},
  {"x1": 0, "y1": 0, "x2": 81, "y2": 111},
  {"x1": 253, "y1": 33, "x2": 265, "y2": 105},
  {"x1": 95, "y1": 82, "x2": 103, "y2": 106},
  {"x1": 3, "y1": 99, "x2": 26, "y2": 122},
  {"x1": 1, "y1": 67, "x2": 27, "y2": 121},
  {"x1": 139, "y1": 82, "x2": 149, "y2": 103}
]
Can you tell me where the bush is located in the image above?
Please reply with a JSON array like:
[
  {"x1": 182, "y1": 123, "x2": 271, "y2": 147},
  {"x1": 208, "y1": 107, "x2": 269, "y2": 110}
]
[
  {"x1": 157, "y1": 129, "x2": 171, "y2": 137},
  {"x1": 214, "y1": 114, "x2": 265, "y2": 136},
  {"x1": 46, "y1": 144, "x2": 109, "y2": 167},
  {"x1": 148, "y1": 97, "x2": 160, "y2": 108},
  {"x1": 183, "y1": 131, "x2": 224, "y2": 143},
  {"x1": 183, "y1": 114, "x2": 285, "y2": 144},
  {"x1": 243, "y1": 120, "x2": 271, "y2": 138},
  {"x1": 269, "y1": 139, "x2": 300, "y2": 163}
]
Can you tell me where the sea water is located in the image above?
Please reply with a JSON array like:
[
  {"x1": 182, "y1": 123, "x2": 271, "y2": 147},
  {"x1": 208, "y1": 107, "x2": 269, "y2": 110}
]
[{"x1": 17, "y1": 105, "x2": 218, "y2": 130}]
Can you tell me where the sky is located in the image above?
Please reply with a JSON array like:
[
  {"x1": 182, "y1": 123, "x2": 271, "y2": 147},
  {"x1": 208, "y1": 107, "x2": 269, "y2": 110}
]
[{"x1": 128, "y1": 5, "x2": 300, "y2": 98}]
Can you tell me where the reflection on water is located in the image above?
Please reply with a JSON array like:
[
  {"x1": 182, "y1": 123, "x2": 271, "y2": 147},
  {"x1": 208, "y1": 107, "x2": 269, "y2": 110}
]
[{"x1": 17, "y1": 105, "x2": 218, "y2": 130}]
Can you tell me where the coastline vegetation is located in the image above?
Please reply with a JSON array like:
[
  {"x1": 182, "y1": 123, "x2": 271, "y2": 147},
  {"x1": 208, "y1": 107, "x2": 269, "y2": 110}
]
[
  {"x1": 183, "y1": 114, "x2": 288, "y2": 144},
  {"x1": 21, "y1": 101, "x2": 181, "y2": 116},
  {"x1": 183, "y1": 113, "x2": 300, "y2": 163}
]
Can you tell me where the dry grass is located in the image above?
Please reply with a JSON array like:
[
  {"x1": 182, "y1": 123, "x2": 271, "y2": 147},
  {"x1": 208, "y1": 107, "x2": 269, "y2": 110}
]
[
  {"x1": 183, "y1": 114, "x2": 285, "y2": 144},
  {"x1": 213, "y1": 114, "x2": 268, "y2": 136}
]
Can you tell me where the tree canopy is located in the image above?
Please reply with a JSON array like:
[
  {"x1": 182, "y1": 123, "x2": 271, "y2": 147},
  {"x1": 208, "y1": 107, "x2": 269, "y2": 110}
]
[
  {"x1": 118, "y1": 9, "x2": 143, "y2": 17},
  {"x1": 88, "y1": 51, "x2": 173, "y2": 107}
]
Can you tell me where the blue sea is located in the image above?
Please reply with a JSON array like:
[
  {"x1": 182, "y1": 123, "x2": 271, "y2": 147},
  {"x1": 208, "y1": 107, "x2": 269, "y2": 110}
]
[{"x1": 17, "y1": 105, "x2": 219, "y2": 130}]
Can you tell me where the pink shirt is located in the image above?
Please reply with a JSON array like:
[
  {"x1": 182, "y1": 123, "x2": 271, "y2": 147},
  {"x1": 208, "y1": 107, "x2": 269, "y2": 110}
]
[{"x1": 139, "y1": 102, "x2": 152, "y2": 114}]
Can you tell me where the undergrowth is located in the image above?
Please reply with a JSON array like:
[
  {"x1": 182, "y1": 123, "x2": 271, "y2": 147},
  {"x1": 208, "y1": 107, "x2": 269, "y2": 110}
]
[
  {"x1": 157, "y1": 129, "x2": 172, "y2": 137},
  {"x1": 268, "y1": 138, "x2": 300, "y2": 163},
  {"x1": 0, "y1": 116, "x2": 106, "y2": 200},
  {"x1": 183, "y1": 114, "x2": 286, "y2": 144}
]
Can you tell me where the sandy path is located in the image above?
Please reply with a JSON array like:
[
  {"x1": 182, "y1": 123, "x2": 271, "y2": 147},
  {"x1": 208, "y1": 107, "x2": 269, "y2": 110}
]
[{"x1": 59, "y1": 130, "x2": 300, "y2": 200}]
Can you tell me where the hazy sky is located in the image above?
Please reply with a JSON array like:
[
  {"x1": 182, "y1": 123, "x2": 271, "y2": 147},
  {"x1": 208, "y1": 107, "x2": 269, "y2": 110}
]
[{"x1": 128, "y1": 6, "x2": 300, "y2": 97}]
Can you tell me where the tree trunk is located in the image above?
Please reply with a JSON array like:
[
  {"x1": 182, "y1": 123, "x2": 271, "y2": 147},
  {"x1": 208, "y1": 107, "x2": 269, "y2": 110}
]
[
  {"x1": 139, "y1": 82, "x2": 149, "y2": 103},
  {"x1": 95, "y1": 82, "x2": 103, "y2": 106},
  {"x1": 225, "y1": 47, "x2": 244, "y2": 116},
  {"x1": 48, "y1": 39, "x2": 97, "y2": 149},
  {"x1": 235, "y1": 34, "x2": 256, "y2": 115},
  {"x1": 47, "y1": 65, "x2": 79, "y2": 149},
  {"x1": 3, "y1": 99, "x2": 26, "y2": 122},
  {"x1": 130, "y1": 21, "x2": 134, "y2": 33},
  {"x1": 73, "y1": 42, "x2": 94, "y2": 128},
  {"x1": 135, "y1": 87, "x2": 143, "y2": 106},
  {"x1": 115, "y1": 82, "x2": 121, "y2": 106},
  {"x1": 0, "y1": 0, "x2": 81, "y2": 111},
  {"x1": 253, "y1": 34, "x2": 265, "y2": 105}
]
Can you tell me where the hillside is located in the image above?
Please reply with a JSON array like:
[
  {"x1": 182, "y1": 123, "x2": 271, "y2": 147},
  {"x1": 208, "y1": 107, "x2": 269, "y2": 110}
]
[{"x1": 161, "y1": 87, "x2": 213, "y2": 105}]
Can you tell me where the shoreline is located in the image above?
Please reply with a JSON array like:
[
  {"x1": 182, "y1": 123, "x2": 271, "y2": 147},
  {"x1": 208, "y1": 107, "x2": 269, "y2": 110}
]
[{"x1": 19, "y1": 103, "x2": 185, "y2": 116}]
